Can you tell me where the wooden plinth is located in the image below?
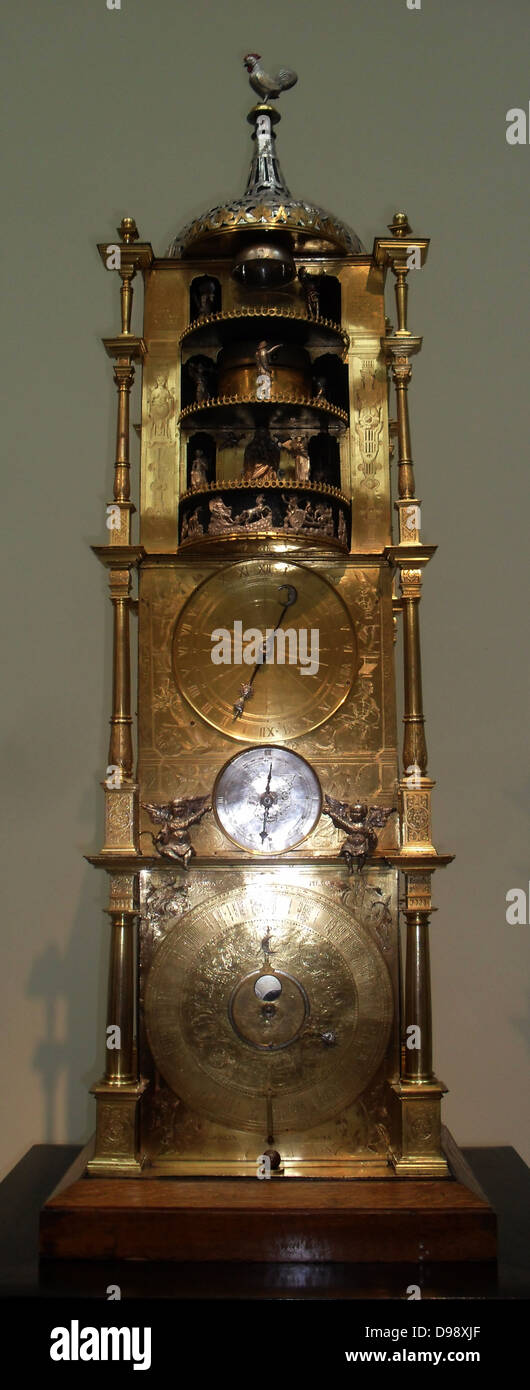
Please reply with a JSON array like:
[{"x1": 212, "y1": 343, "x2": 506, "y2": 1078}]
[{"x1": 39, "y1": 1134, "x2": 496, "y2": 1264}]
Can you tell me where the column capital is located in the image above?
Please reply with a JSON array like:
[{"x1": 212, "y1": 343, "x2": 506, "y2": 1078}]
[
  {"x1": 103, "y1": 335, "x2": 146, "y2": 362},
  {"x1": 384, "y1": 543, "x2": 437, "y2": 569}
]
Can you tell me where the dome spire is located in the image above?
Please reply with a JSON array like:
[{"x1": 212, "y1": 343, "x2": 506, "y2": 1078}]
[
  {"x1": 244, "y1": 105, "x2": 291, "y2": 201},
  {"x1": 166, "y1": 56, "x2": 363, "y2": 257}
]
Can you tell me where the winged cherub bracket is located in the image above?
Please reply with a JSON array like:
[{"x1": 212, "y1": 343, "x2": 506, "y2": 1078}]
[
  {"x1": 142, "y1": 795, "x2": 212, "y2": 869},
  {"x1": 323, "y1": 796, "x2": 397, "y2": 873}
]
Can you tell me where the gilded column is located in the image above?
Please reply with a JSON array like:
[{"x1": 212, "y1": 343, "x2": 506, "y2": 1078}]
[
  {"x1": 402, "y1": 909, "x2": 433, "y2": 1082},
  {"x1": 88, "y1": 875, "x2": 148, "y2": 1177},
  {"x1": 104, "y1": 909, "x2": 135, "y2": 1084},
  {"x1": 108, "y1": 565, "x2": 133, "y2": 780},
  {"x1": 94, "y1": 216, "x2": 152, "y2": 854},
  {"x1": 375, "y1": 214, "x2": 450, "y2": 1176},
  {"x1": 88, "y1": 219, "x2": 152, "y2": 1176}
]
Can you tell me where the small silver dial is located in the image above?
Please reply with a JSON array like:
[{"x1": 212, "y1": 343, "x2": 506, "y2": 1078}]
[{"x1": 213, "y1": 746, "x2": 322, "y2": 854}]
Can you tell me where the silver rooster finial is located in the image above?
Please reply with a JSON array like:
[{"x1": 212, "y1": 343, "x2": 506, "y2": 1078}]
[{"x1": 243, "y1": 53, "x2": 298, "y2": 102}]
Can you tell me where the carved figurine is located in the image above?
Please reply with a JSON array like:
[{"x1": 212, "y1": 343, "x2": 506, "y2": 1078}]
[
  {"x1": 243, "y1": 53, "x2": 298, "y2": 101},
  {"x1": 235, "y1": 493, "x2": 273, "y2": 529},
  {"x1": 313, "y1": 375, "x2": 327, "y2": 402},
  {"x1": 143, "y1": 795, "x2": 212, "y2": 869},
  {"x1": 208, "y1": 495, "x2": 234, "y2": 534},
  {"x1": 181, "y1": 507, "x2": 204, "y2": 540},
  {"x1": 193, "y1": 277, "x2": 217, "y2": 318},
  {"x1": 338, "y1": 510, "x2": 347, "y2": 546},
  {"x1": 322, "y1": 797, "x2": 396, "y2": 872},
  {"x1": 282, "y1": 494, "x2": 333, "y2": 536},
  {"x1": 190, "y1": 448, "x2": 209, "y2": 490},
  {"x1": 280, "y1": 434, "x2": 311, "y2": 484},
  {"x1": 188, "y1": 360, "x2": 211, "y2": 405},
  {"x1": 298, "y1": 265, "x2": 320, "y2": 319},
  {"x1": 282, "y1": 494, "x2": 312, "y2": 531},
  {"x1": 313, "y1": 502, "x2": 334, "y2": 535},
  {"x1": 243, "y1": 427, "x2": 280, "y2": 484},
  {"x1": 255, "y1": 340, "x2": 281, "y2": 401}
]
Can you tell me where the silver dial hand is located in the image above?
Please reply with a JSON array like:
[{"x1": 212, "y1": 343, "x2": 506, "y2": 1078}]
[{"x1": 259, "y1": 762, "x2": 276, "y2": 842}]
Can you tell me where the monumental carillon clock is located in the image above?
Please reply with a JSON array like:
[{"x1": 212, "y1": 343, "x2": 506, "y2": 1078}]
[{"x1": 80, "y1": 56, "x2": 460, "y2": 1196}]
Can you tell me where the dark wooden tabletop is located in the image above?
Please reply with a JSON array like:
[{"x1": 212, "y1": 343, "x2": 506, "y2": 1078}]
[{"x1": 1, "y1": 1143, "x2": 529, "y2": 1299}]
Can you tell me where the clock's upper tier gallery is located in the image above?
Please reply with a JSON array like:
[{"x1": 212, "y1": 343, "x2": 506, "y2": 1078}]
[{"x1": 136, "y1": 89, "x2": 394, "y2": 557}]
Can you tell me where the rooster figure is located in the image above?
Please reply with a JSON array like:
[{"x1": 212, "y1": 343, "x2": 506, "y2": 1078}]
[
  {"x1": 143, "y1": 795, "x2": 211, "y2": 869},
  {"x1": 243, "y1": 53, "x2": 298, "y2": 101},
  {"x1": 323, "y1": 796, "x2": 396, "y2": 873}
]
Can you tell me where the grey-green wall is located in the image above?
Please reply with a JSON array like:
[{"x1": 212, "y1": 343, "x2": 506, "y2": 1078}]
[{"x1": 1, "y1": 0, "x2": 529, "y2": 1178}]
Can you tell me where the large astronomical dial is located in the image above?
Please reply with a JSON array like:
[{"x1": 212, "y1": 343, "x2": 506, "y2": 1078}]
[
  {"x1": 144, "y1": 885, "x2": 393, "y2": 1134},
  {"x1": 172, "y1": 558, "x2": 357, "y2": 743}
]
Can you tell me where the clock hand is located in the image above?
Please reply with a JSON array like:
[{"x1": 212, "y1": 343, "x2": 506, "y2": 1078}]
[
  {"x1": 259, "y1": 762, "x2": 275, "y2": 842},
  {"x1": 233, "y1": 584, "x2": 298, "y2": 719}
]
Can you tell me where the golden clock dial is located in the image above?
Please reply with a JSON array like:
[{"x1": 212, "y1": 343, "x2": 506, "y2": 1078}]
[
  {"x1": 213, "y1": 746, "x2": 322, "y2": 854},
  {"x1": 172, "y1": 558, "x2": 357, "y2": 743},
  {"x1": 144, "y1": 884, "x2": 393, "y2": 1134}
]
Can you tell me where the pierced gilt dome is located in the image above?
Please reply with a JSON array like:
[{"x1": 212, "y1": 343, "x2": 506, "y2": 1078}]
[{"x1": 167, "y1": 84, "x2": 363, "y2": 259}]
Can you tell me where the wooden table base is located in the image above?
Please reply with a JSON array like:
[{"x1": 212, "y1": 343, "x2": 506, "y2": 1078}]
[{"x1": 39, "y1": 1132, "x2": 496, "y2": 1264}]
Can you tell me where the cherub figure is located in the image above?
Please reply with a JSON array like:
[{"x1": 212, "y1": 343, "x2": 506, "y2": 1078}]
[
  {"x1": 322, "y1": 796, "x2": 396, "y2": 872},
  {"x1": 143, "y1": 795, "x2": 211, "y2": 868}
]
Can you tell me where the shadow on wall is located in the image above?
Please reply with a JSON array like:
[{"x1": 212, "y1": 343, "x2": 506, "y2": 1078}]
[{"x1": 27, "y1": 860, "x2": 108, "y2": 1148}]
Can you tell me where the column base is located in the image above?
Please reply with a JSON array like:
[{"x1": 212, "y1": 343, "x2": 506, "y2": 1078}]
[
  {"x1": 389, "y1": 1151, "x2": 450, "y2": 1178},
  {"x1": 100, "y1": 782, "x2": 139, "y2": 855},
  {"x1": 389, "y1": 1078, "x2": 450, "y2": 1178},
  {"x1": 87, "y1": 1154, "x2": 147, "y2": 1177},
  {"x1": 87, "y1": 1077, "x2": 149, "y2": 1178}
]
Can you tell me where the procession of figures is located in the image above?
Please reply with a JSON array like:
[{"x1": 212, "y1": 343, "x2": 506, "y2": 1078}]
[{"x1": 180, "y1": 487, "x2": 349, "y2": 545}]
